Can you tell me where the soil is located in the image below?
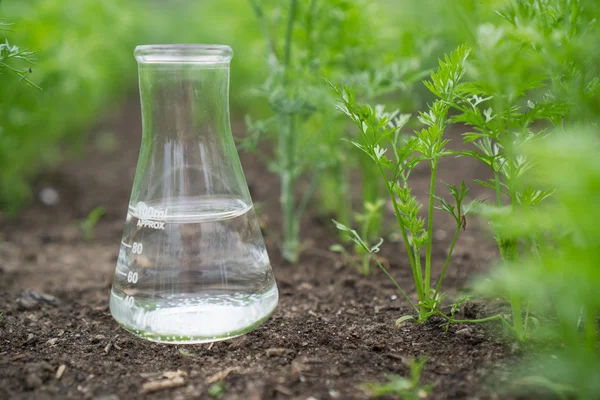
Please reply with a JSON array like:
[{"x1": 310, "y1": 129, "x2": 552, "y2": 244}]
[{"x1": 0, "y1": 99, "x2": 519, "y2": 400}]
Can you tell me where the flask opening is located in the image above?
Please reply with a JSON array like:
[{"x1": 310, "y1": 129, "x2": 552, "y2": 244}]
[{"x1": 134, "y1": 44, "x2": 233, "y2": 64}]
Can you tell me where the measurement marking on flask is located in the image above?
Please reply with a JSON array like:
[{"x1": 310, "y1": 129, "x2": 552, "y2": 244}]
[
  {"x1": 137, "y1": 219, "x2": 165, "y2": 230},
  {"x1": 121, "y1": 241, "x2": 132, "y2": 248},
  {"x1": 132, "y1": 242, "x2": 143, "y2": 254},
  {"x1": 123, "y1": 295, "x2": 134, "y2": 308},
  {"x1": 116, "y1": 271, "x2": 127, "y2": 277},
  {"x1": 127, "y1": 271, "x2": 139, "y2": 283},
  {"x1": 135, "y1": 202, "x2": 166, "y2": 230}
]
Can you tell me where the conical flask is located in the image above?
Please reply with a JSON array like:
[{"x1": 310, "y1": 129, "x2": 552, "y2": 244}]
[{"x1": 110, "y1": 45, "x2": 278, "y2": 343}]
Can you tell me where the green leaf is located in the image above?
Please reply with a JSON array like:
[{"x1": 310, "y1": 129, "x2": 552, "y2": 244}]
[
  {"x1": 329, "y1": 244, "x2": 346, "y2": 253},
  {"x1": 395, "y1": 315, "x2": 417, "y2": 328}
]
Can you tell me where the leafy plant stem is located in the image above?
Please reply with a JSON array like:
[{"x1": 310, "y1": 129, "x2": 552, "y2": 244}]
[
  {"x1": 433, "y1": 310, "x2": 513, "y2": 330},
  {"x1": 361, "y1": 255, "x2": 370, "y2": 276},
  {"x1": 433, "y1": 224, "x2": 461, "y2": 300},
  {"x1": 499, "y1": 237, "x2": 524, "y2": 341},
  {"x1": 283, "y1": 0, "x2": 297, "y2": 69},
  {"x1": 281, "y1": 115, "x2": 298, "y2": 262},
  {"x1": 279, "y1": 0, "x2": 299, "y2": 262},
  {"x1": 377, "y1": 162, "x2": 422, "y2": 301},
  {"x1": 511, "y1": 293, "x2": 524, "y2": 341},
  {"x1": 424, "y1": 159, "x2": 438, "y2": 299}
]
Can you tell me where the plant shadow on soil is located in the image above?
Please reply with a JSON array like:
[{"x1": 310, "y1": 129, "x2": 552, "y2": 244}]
[{"x1": 0, "y1": 99, "x2": 525, "y2": 399}]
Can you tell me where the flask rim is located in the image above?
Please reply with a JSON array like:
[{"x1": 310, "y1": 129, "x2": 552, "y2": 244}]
[{"x1": 134, "y1": 44, "x2": 233, "y2": 64}]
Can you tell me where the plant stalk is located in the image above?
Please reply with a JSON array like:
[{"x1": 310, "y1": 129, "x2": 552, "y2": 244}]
[
  {"x1": 433, "y1": 224, "x2": 461, "y2": 300},
  {"x1": 377, "y1": 163, "x2": 422, "y2": 302},
  {"x1": 424, "y1": 159, "x2": 438, "y2": 298},
  {"x1": 280, "y1": 0, "x2": 299, "y2": 262},
  {"x1": 281, "y1": 115, "x2": 298, "y2": 262},
  {"x1": 499, "y1": 237, "x2": 523, "y2": 340}
]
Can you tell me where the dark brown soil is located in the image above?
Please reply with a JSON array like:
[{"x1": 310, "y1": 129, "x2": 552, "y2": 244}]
[{"x1": 0, "y1": 99, "x2": 517, "y2": 399}]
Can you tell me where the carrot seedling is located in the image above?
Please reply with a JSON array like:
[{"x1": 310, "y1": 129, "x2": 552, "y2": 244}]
[{"x1": 331, "y1": 46, "x2": 503, "y2": 324}]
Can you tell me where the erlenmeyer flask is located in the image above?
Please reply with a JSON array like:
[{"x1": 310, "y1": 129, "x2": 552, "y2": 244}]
[{"x1": 109, "y1": 44, "x2": 278, "y2": 343}]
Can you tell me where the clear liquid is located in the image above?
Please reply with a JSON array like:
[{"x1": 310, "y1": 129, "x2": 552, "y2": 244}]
[{"x1": 110, "y1": 197, "x2": 278, "y2": 343}]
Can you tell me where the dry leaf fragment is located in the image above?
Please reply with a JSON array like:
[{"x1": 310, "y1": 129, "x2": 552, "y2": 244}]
[
  {"x1": 266, "y1": 348, "x2": 287, "y2": 357},
  {"x1": 140, "y1": 376, "x2": 185, "y2": 393},
  {"x1": 162, "y1": 370, "x2": 187, "y2": 379},
  {"x1": 139, "y1": 370, "x2": 187, "y2": 393},
  {"x1": 207, "y1": 367, "x2": 237, "y2": 384},
  {"x1": 274, "y1": 385, "x2": 293, "y2": 395},
  {"x1": 56, "y1": 365, "x2": 66, "y2": 380}
]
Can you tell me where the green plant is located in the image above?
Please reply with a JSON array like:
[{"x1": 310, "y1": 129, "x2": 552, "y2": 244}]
[
  {"x1": 0, "y1": 0, "x2": 262, "y2": 214},
  {"x1": 361, "y1": 358, "x2": 431, "y2": 399},
  {"x1": 0, "y1": 31, "x2": 39, "y2": 89},
  {"x1": 477, "y1": 129, "x2": 600, "y2": 399},
  {"x1": 244, "y1": 0, "x2": 403, "y2": 262},
  {"x1": 331, "y1": 46, "x2": 498, "y2": 324},
  {"x1": 207, "y1": 382, "x2": 227, "y2": 399},
  {"x1": 178, "y1": 348, "x2": 196, "y2": 358},
  {"x1": 353, "y1": 199, "x2": 385, "y2": 275},
  {"x1": 79, "y1": 206, "x2": 105, "y2": 241},
  {"x1": 428, "y1": 0, "x2": 599, "y2": 341}
]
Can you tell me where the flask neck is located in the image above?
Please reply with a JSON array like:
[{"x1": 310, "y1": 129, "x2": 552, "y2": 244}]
[
  {"x1": 130, "y1": 45, "x2": 250, "y2": 207},
  {"x1": 136, "y1": 45, "x2": 233, "y2": 143}
]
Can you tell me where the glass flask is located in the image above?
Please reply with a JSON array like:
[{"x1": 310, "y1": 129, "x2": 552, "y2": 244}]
[{"x1": 110, "y1": 44, "x2": 278, "y2": 343}]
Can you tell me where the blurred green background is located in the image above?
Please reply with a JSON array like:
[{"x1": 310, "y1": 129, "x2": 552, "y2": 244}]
[
  {"x1": 0, "y1": 0, "x2": 471, "y2": 213},
  {"x1": 2, "y1": 0, "x2": 597, "y2": 213}
]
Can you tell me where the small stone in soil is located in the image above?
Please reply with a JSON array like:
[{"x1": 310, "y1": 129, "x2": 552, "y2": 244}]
[
  {"x1": 456, "y1": 328, "x2": 473, "y2": 336},
  {"x1": 17, "y1": 290, "x2": 59, "y2": 310},
  {"x1": 91, "y1": 334, "x2": 106, "y2": 343}
]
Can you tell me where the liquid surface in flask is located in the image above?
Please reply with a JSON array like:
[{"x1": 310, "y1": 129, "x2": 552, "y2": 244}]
[{"x1": 110, "y1": 197, "x2": 278, "y2": 343}]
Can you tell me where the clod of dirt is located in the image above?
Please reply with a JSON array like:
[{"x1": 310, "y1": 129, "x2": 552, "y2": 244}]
[
  {"x1": 23, "y1": 361, "x2": 54, "y2": 389},
  {"x1": 25, "y1": 373, "x2": 43, "y2": 390},
  {"x1": 16, "y1": 290, "x2": 59, "y2": 310}
]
